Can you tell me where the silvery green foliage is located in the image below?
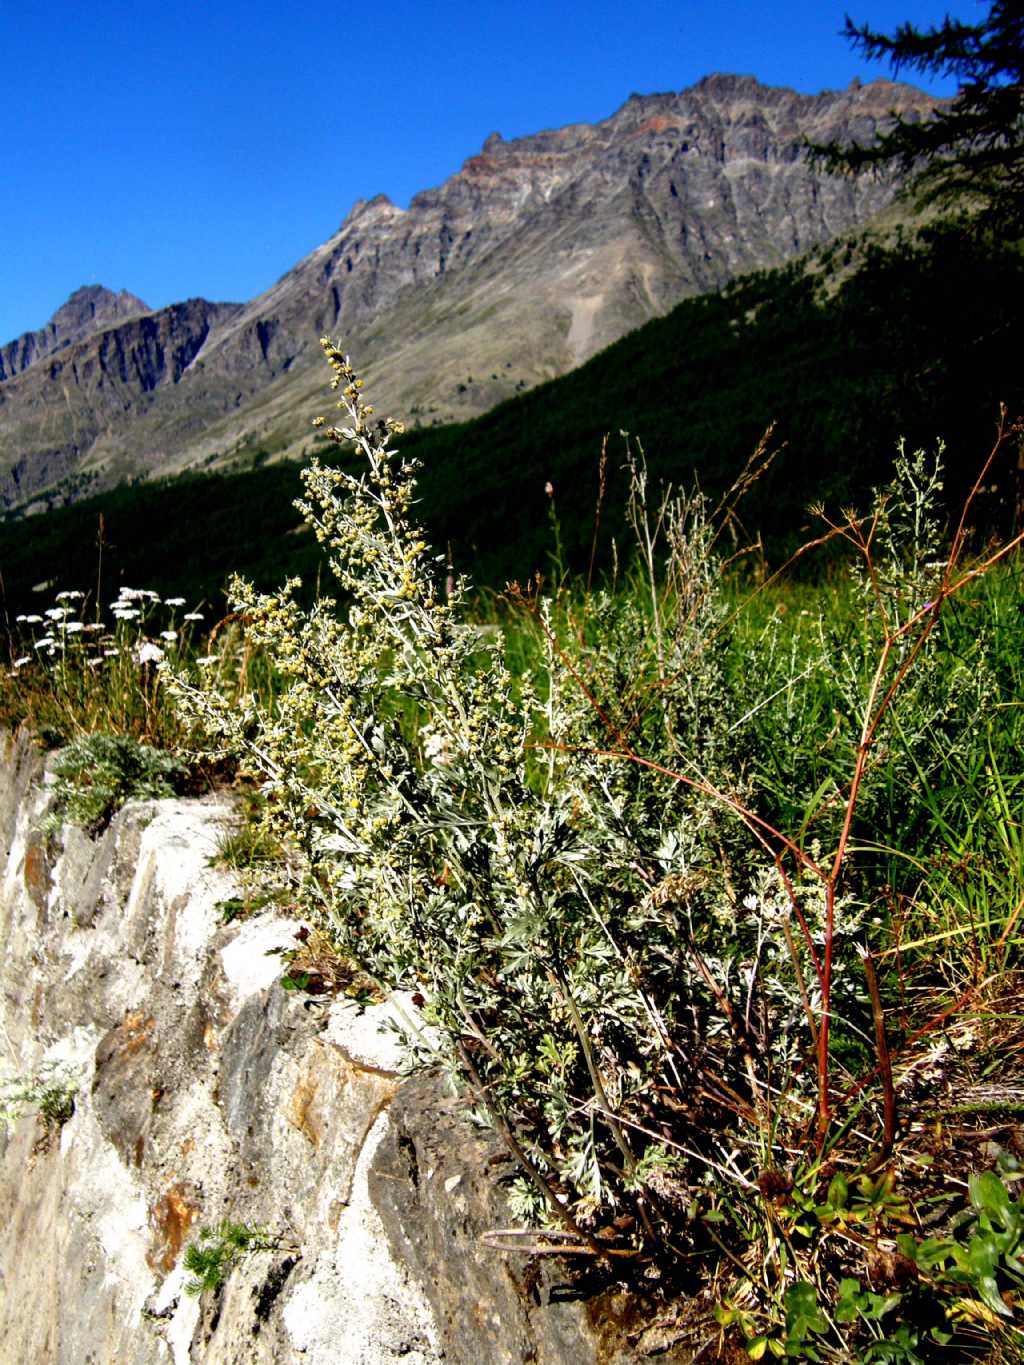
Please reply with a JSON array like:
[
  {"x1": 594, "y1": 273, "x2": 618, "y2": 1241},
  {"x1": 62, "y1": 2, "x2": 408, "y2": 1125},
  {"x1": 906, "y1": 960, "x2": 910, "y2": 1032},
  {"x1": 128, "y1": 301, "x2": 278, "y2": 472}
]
[
  {"x1": 46, "y1": 733, "x2": 187, "y2": 834},
  {"x1": 168, "y1": 344, "x2": 988, "y2": 1246},
  {"x1": 169, "y1": 343, "x2": 773, "y2": 1231}
]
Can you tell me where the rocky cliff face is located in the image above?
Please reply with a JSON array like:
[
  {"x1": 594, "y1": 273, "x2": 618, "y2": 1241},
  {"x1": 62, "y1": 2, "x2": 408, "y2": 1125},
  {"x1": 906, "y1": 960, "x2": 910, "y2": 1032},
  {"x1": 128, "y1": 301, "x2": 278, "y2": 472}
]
[
  {"x1": 0, "y1": 74, "x2": 937, "y2": 511},
  {"x1": 0, "y1": 298, "x2": 244, "y2": 509},
  {"x1": 0, "y1": 733, "x2": 692, "y2": 1363},
  {"x1": 0, "y1": 285, "x2": 151, "y2": 382}
]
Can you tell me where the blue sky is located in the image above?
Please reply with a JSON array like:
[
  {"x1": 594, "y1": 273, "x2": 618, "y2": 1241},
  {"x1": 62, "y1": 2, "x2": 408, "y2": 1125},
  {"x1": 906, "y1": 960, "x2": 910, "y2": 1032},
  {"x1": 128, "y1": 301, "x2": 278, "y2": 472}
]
[{"x1": 1, "y1": 1, "x2": 973, "y2": 342}]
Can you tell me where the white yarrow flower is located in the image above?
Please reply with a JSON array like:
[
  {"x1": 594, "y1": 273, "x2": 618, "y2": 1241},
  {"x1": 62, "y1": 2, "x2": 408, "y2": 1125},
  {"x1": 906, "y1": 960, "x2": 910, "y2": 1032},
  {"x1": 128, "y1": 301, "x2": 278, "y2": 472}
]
[{"x1": 135, "y1": 641, "x2": 165, "y2": 665}]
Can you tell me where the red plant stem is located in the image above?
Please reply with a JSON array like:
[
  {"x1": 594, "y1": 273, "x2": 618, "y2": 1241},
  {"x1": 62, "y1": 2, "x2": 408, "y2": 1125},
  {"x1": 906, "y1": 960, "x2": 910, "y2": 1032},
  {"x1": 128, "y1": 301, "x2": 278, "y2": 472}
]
[
  {"x1": 535, "y1": 419, "x2": 1022, "y2": 1160},
  {"x1": 530, "y1": 739, "x2": 827, "y2": 981},
  {"x1": 811, "y1": 416, "x2": 1022, "y2": 1146},
  {"x1": 816, "y1": 639, "x2": 891, "y2": 1144},
  {"x1": 840, "y1": 983, "x2": 979, "y2": 1106},
  {"x1": 949, "y1": 405, "x2": 1010, "y2": 568},
  {"x1": 816, "y1": 886, "x2": 836, "y2": 1143},
  {"x1": 524, "y1": 604, "x2": 632, "y2": 753}
]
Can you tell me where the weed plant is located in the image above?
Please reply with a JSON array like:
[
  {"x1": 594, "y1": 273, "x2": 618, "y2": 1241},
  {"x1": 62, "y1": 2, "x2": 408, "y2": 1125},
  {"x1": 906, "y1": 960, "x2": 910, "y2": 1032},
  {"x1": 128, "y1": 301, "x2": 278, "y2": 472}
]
[
  {"x1": 170, "y1": 344, "x2": 1024, "y2": 1358},
  {"x1": 45, "y1": 733, "x2": 189, "y2": 835},
  {"x1": 212, "y1": 785, "x2": 297, "y2": 924}
]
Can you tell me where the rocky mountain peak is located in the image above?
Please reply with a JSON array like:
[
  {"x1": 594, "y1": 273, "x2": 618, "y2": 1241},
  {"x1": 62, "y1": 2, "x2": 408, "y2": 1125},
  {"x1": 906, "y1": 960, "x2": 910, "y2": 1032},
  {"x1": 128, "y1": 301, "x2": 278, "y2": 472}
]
[
  {"x1": 340, "y1": 193, "x2": 400, "y2": 230},
  {"x1": 49, "y1": 284, "x2": 150, "y2": 333},
  {"x1": 1, "y1": 285, "x2": 151, "y2": 383}
]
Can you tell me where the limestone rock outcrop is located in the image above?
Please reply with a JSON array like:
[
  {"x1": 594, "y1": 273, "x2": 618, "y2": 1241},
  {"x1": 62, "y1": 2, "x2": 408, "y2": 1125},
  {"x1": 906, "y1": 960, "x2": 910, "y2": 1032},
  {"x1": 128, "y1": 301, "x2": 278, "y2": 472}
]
[
  {"x1": 0, "y1": 729, "x2": 695, "y2": 1362},
  {"x1": 0, "y1": 730, "x2": 438, "y2": 1364}
]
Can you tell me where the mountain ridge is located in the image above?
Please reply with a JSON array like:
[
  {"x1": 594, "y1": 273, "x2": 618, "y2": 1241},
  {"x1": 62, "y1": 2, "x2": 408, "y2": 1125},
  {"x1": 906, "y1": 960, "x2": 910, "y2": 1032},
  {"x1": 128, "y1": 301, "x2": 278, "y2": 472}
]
[
  {"x1": 0, "y1": 285, "x2": 151, "y2": 382},
  {"x1": 0, "y1": 74, "x2": 937, "y2": 513}
]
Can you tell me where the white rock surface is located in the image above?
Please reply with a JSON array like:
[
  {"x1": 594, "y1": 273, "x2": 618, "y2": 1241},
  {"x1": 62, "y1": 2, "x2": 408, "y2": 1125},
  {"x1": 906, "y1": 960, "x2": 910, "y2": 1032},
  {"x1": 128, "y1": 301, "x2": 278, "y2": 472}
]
[{"x1": 0, "y1": 730, "x2": 441, "y2": 1364}]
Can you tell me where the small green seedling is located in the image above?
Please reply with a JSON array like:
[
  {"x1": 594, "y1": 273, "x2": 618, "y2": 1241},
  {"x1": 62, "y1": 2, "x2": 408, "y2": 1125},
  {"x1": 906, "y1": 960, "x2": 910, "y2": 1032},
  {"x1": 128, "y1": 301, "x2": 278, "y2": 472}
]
[{"x1": 183, "y1": 1220, "x2": 279, "y2": 1297}]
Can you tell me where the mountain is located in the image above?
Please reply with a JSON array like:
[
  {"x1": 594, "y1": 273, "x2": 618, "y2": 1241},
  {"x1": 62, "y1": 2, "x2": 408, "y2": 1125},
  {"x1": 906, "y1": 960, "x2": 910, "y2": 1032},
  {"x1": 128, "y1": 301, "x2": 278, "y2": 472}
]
[
  {"x1": 3, "y1": 220, "x2": 1020, "y2": 619},
  {"x1": 0, "y1": 74, "x2": 938, "y2": 513},
  {"x1": 0, "y1": 285, "x2": 150, "y2": 381},
  {"x1": 0, "y1": 298, "x2": 244, "y2": 508}
]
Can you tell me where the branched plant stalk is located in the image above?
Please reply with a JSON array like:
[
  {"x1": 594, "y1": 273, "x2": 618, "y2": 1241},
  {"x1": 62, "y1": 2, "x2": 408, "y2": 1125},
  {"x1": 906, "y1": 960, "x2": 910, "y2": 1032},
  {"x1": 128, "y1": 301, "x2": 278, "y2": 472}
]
[{"x1": 542, "y1": 412, "x2": 1023, "y2": 1152}]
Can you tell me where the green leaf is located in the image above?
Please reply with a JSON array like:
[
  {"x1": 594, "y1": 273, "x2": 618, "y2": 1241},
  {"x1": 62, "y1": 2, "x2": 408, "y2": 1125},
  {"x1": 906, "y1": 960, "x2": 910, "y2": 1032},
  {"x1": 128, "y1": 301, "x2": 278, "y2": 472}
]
[
  {"x1": 966, "y1": 1234, "x2": 1000, "y2": 1279},
  {"x1": 784, "y1": 1281, "x2": 828, "y2": 1339},
  {"x1": 970, "y1": 1170, "x2": 1017, "y2": 1231},
  {"x1": 827, "y1": 1172, "x2": 850, "y2": 1209},
  {"x1": 976, "y1": 1273, "x2": 1014, "y2": 1319},
  {"x1": 501, "y1": 913, "x2": 544, "y2": 946},
  {"x1": 913, "y1": 1235, "x2": 955, "y2": 1270},
  {"x1": 894, "y1": 1233, "x2": 919, "y2": 1262},
  {"x1": 280, "y1": 971, "x2": 311, "y2": 992}
]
